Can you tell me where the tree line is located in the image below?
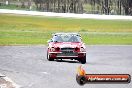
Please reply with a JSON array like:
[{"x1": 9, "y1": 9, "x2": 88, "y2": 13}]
[
  {"x1": 33, "y1": 0, "x2": 132, "y2": 15},
  {"x1": 33, "y1": 0, "x2": 84, "y2": 13},
  {"x1": 0, "y1": 0, "x2": 132, "y2": 15}
]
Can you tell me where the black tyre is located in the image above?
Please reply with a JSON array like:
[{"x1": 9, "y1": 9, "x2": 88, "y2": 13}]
[
  {"x1": 76, "y1": 75, "x2": 87, "y2": 85},
  {"x1": 80, "y1": 56, "x2": 86, "y2": 64},
  {"x1": 47, "y1": 51, "x2": 54, "y2": 61}
]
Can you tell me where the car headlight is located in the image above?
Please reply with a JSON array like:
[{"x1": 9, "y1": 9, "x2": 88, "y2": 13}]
[
  {"x1": 75, "y1": 47, "x2": 80, "y2": 51},
  {"x1": 80, "y1": 47, "x2": 85, "y2": 52},
  {"x1": 50, "y1": 47, "x2": 55, "y2": 51}
]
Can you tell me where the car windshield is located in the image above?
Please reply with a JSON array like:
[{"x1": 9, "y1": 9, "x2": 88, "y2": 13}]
[{"x1": 52, "y1": 34, "x2": 81, "y2": 42}]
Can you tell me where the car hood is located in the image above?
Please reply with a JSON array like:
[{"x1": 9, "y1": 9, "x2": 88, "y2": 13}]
[{"x1": 49, "y1": 42, "x2": 85, "y2": 48}]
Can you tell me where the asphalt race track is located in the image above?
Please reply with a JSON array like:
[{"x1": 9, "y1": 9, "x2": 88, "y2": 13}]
[{"x1": 0, "y1": 45, "x2": 132, "y2": 88}]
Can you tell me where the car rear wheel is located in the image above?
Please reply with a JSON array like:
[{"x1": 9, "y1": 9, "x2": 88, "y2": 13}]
[
  {"x1": 47, "y1": 51, "x2": 54, "y2": 61},
  {"x1": 80, "y1": 56, "x2": 86, "y2": 64}
]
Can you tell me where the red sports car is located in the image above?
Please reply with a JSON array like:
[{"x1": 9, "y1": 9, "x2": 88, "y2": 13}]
[{"x1": 47, "y1": 33, "x2": 86, "y2": 64}]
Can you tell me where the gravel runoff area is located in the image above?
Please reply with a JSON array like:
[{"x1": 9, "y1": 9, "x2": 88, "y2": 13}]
[
  {"x1": 0, "y1": 9, "x2": 132, "y2": 20},
  {"x1": 0, "y1": 45, "x2": 132, "y2": 88}
]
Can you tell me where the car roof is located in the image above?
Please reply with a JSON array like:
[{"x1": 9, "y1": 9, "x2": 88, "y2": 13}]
[{"x1": 52, "y1": 33, "x2": 81, "y2": 37}]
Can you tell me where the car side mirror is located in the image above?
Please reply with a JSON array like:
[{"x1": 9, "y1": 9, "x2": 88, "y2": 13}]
[{"x1": 47, "y1": 39, "x2": 53, "y2": 43}]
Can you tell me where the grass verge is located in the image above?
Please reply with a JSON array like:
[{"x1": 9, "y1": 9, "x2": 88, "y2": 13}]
[{"x1": 0, "y1": 14, "x2": 132, "y2": 45}]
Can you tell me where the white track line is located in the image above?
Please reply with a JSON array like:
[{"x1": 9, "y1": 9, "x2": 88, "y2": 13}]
[
  {"x1": 4, "y1": 76, "x2": 21, "y2": 88},
  {"x1": 0, "y1": 9, "x2": 132, "y2": 20},
  {"x1": 0, "y1": 74, "x2": 21, "y2": 88}
]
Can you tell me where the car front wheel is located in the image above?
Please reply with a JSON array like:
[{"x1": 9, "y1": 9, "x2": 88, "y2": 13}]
[
  {"x1": 80, "y1": 56, "x2": 86, "y2": 64},
  {"x1": 47, "y1": 51, "x2": 54, "y2": 61}
]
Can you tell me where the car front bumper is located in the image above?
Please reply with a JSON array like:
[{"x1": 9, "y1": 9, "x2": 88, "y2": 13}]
[{"x1": 48, "y1": 52, "x2": 86, "y2": 59}]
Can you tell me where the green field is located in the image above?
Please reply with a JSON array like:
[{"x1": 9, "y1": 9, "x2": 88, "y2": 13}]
[{"x1": 0, "y1": 14, "x2": 132, "y2": 45}]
